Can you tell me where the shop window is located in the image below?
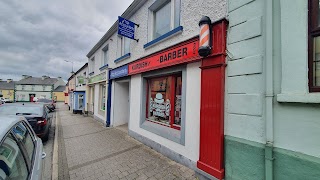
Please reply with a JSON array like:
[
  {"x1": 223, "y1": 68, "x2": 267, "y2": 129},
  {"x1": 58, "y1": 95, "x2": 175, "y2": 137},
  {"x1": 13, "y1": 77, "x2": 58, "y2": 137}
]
[
  {"x1": 100, "y1": 85, "x2": 106, "y2": 111},
  {"x1": 149, "y1": 0, "x2": 181, "y2": 40},
  {"x1": 146, "y1": 73, "x2": 182, "y2": 130},
  {"x1": 309, "y1": 0, "x2": 320, "y2": 92}
]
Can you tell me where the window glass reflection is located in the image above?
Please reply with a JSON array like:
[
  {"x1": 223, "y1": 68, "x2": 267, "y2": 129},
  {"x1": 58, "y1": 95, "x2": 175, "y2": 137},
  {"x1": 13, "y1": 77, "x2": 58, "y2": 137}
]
[{"x1": 314, "y1": 36, "x2": 320, "y2": 86}]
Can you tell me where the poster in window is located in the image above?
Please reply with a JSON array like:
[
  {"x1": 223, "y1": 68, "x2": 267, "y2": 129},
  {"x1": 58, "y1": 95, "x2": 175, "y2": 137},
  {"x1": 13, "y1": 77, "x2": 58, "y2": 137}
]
[{"x1": 148, "y1": 77, "x2": 172, "y2": 125}]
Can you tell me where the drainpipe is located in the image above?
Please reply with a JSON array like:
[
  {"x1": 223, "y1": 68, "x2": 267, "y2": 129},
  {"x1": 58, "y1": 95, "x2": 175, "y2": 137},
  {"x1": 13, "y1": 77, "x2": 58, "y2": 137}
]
[
  {"x1": 265, "y1": 0, "x2": 274, "y2": 179},
  {"x1": 106, "y1": 71, "x2": 112, "y2": 127}
]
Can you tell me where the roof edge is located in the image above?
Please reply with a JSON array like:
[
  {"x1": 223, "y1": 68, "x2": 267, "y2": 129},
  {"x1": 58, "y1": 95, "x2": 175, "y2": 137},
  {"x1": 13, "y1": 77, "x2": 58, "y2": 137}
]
[{"x1": 86, "y1": 0, "x2": 147, "y2": 58}]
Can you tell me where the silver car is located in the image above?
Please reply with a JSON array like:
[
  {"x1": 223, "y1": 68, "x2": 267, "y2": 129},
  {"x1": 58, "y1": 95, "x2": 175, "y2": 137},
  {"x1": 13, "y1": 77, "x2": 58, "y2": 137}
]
[{"x1": 0, "y1": 115, "x2": 45, "y2": 180}]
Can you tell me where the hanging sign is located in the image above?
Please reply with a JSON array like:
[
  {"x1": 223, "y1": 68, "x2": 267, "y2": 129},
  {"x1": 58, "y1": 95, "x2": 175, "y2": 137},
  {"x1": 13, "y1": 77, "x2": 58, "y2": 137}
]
[
  {"x1": 109, "y1": 65, "x2": 128, "y2": 80},
  {"x1": 118, "y1": 16, "x2": 136, "y2": 40},
  {"x1": 128, "y1": 38, "x2": 200, "y2": 75}
]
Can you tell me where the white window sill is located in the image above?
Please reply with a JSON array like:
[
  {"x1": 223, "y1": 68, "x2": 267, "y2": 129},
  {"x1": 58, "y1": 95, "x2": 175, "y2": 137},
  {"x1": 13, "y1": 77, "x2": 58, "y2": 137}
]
[{"x1": 277, "y1": 93, "x2": 320, "y2": 103}]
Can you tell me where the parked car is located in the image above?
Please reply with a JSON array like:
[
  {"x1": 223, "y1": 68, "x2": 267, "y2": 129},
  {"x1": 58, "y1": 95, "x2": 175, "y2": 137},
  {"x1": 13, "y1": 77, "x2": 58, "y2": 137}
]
[
  {"x1": 35, "y1": 98, "x2": 56, "y2": 112},
  {"x1": 0, "y1": 115, "x2": 45, "y2": 180},
  {"x1": 0, "y1": 103, "x2": 52, "y2": 141},
  {"x1": 0, "y1": 97, "x2": 12, "y2": 103}
]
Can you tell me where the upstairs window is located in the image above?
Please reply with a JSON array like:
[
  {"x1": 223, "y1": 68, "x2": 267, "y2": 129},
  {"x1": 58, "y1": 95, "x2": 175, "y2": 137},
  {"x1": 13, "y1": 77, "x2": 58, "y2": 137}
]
[
  {"x1": 149, "y1": 0, "x2": 181, "y2": 40},
  {"x1": 122, "y1": 37, "x2": 130, "y2": 55},
  {"x1": 89, "y1": 57, "x2": 95, "y2": 73},
  {"x1": 309, "y1": 0, "x2": 320, "y2": 92},
  {"x1": 102, "y1": 45, "x2": 109, "y2": 65}
]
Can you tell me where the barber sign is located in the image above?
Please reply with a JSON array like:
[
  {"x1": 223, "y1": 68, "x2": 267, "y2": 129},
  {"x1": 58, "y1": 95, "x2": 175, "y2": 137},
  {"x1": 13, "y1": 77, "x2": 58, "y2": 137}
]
[{"x1": 118, "y1": 16, "x2": 135, "y2": 40}]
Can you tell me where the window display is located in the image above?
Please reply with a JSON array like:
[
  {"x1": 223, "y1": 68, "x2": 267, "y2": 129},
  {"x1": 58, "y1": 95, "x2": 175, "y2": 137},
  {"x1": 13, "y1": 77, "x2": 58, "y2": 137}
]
[{"x1": 146, "y1": 73, "x2": 182, "y2": 130}]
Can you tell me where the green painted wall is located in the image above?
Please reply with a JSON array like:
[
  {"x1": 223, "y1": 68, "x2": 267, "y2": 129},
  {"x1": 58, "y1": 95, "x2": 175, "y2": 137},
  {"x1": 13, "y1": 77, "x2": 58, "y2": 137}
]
[
  {"x1": 225, "y1": 136, "x2": 265, "y2": 180},
  {"x1": 273, "y1": 148, "x2": 320, "y2": 180},
  {"x1": 225, "y1": 136, "x2": 320, "y2": 180}
]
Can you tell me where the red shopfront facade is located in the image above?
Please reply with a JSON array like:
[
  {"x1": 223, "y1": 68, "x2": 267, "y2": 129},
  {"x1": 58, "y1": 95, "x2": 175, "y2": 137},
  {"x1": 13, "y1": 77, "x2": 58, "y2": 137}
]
[{"x1": 128, "y1": 19, "x2": 227, "y2": 179}]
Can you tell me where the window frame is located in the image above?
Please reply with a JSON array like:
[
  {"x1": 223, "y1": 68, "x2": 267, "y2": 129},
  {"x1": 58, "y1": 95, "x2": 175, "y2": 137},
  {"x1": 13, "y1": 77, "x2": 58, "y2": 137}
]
[
  {"x1": 148, "y1": 0, "x2": 181, "y2": 41},
  {"x1": 100, "y1": 84, "x2": 106, "y2": 111},
  {"x1": 145, "y1": 73, "x2": 182, "y2": 130},
  {"x1": 90, "y1": 57, "x2": 95, "y2": 73},
  {"x1": 308, "y1": 0, "x2": 320, "y2": 92},
  {"x1": 102, "y1": 45, "x2": 109, "y2": 66},
  {"x1": 140, "y1": 65, "x2": 186, "y2": 145},
  {"x1": 121, "y1": 36, "x2": 130, "y2": 56}
]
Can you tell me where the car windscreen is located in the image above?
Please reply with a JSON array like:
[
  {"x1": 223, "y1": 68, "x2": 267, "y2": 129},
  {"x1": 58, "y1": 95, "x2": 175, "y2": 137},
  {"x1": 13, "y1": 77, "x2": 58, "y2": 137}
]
[{"x1": 0, "y1": 106, "x2": 42, "y2": 116}]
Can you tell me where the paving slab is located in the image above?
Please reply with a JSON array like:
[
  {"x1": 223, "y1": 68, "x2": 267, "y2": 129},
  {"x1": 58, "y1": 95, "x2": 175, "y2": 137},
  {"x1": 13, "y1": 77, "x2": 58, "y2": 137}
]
[{"x1": 56, "y1": 103, "x2": 197, "y2": 180}]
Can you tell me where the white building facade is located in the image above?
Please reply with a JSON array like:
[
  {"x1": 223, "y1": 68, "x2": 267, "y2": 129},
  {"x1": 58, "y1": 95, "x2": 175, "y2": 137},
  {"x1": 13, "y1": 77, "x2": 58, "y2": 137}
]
[
  {"x1": 15, "y1": 76, "x2": 65, "y2": 102},
  {"x1": 87, "y1": 0, "x2": 227, "y2": 179},
  {"x1": 87, "y1": 0, "x2": 320, "y2": 179}
]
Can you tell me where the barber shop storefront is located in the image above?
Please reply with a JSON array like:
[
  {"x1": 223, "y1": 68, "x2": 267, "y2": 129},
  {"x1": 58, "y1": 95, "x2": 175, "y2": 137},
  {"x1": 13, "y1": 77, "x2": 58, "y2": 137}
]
[{"x1": 127, "y1": 20, "x2": 227, "y2": 180}]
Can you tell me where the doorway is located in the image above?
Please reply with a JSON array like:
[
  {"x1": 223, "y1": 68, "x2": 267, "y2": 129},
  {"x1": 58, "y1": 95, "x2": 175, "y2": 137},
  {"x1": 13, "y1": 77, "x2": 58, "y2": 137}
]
[
  {"x1": 29, "y1": 94, "x2": 36, "y2": 102},
  {"x1": 112, "y1": 79, "x2": 130, "y2": 132}
]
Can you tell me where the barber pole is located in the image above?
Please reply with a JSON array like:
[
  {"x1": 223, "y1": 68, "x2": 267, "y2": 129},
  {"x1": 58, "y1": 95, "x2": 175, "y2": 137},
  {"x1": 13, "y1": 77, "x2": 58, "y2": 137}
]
[{"x1": 198, "y1": 16, "x2": 212, "y2": 57}]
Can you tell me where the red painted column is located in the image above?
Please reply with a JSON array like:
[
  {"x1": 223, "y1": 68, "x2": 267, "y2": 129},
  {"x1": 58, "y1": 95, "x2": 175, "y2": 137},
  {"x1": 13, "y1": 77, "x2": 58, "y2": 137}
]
[{"x1": 197, "y1": 20, "x2": 228, "y2": 180}]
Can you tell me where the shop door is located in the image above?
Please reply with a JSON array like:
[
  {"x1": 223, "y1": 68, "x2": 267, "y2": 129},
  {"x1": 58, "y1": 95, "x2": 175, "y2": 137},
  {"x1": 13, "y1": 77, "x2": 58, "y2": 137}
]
[
  {"x1": 78, "y1": 94, "x2": 84, "y2": 110},
  {"x1": 29, "y1": 94, "x2": 36, "y2": 102}
]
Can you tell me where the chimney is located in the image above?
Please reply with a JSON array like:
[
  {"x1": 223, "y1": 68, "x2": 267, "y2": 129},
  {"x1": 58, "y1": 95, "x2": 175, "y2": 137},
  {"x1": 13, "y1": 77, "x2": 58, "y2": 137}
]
[
  {"x1": 7, "y1": 79, "x2": 12, "y2": 83},
  {"x1": 42, "y1": 75, "x2": 49, "y2": 80}
]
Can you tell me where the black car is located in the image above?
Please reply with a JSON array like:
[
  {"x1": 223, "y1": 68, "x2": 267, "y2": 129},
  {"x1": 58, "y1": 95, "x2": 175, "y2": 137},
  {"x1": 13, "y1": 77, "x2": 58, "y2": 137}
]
[
  {"x1": 36, "y1": 98, "x2": 56, "y2": 112},
  {"x1": 0, "y1": 103, "x2": 52, "y2": 141}
]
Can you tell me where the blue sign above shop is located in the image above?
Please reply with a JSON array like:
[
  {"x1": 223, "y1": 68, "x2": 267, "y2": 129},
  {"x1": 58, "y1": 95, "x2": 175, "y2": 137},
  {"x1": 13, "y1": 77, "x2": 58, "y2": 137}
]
[
  {"x1": 110, "y1": 65, "x2": 128, "y2": 80},
  {"x1": 118, "y1": 16, "x2": 135, "y2": 40}
]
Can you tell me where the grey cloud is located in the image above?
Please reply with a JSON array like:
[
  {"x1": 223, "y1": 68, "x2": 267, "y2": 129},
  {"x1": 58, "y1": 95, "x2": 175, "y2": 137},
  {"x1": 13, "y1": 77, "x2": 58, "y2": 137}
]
[{"x1": 0, "y1": 0, "x2": 133, "y2": 81}]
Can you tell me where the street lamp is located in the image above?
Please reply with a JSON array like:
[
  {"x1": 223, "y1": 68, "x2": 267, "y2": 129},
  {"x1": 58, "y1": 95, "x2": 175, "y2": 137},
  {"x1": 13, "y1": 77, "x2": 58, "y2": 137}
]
[{"x1": 64, "y1": 60, "x2": 74, "y2": 74}]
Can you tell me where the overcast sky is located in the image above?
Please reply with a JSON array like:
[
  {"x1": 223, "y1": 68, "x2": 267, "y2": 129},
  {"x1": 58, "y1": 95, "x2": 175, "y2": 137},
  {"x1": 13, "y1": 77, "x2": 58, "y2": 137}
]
[{"x1": 0, "y1": 0, "x2": 133, "y2": 82}]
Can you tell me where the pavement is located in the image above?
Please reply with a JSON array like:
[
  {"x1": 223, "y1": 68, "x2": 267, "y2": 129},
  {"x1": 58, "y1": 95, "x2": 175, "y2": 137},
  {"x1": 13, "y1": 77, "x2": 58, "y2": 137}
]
[{"x1": 54, "y1": 103, "x2": 197, "y2": 180}]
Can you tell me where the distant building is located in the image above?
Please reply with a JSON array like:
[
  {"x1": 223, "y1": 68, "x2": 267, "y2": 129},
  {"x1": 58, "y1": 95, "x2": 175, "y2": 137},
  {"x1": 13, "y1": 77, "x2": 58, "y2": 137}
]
[
  {"x1": 15, "y1": 75, "x2": 65, "y2": 102},
  {"x1": 67, "y1": 73, "x2": 76, "y2": 111},
  {"x1": 53, "y1": 85, "x2": 66, "y2": 102},
  {"x1": 72, "y1": 63, "x2": 88, "y2": 114},
  {"x1": 0, "y1": 79, "x2": 15, "y2": 102},
  {"x1": 64, "y1": 82, "x2": 69, "y2": 104}
]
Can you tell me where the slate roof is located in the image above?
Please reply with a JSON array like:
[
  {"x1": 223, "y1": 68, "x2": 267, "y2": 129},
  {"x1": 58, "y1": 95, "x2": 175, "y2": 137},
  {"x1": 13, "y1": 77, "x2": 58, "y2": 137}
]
[
  {"x1": 0, "y1": 81, "x2": 15, "y2": 90},
  {"x1": 16, "y1": 77, "x2": 58, "y2": 85},
  {"x1": 54, "y1": 85, "x2": 66, "y2": 92}
]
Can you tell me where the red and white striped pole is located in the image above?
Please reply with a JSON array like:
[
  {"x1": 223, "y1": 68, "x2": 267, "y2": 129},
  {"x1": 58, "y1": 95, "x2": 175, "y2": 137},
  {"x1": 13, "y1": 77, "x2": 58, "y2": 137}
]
[{"x1": 198, "y1": 16, "x2": 212, "y2": 57}]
